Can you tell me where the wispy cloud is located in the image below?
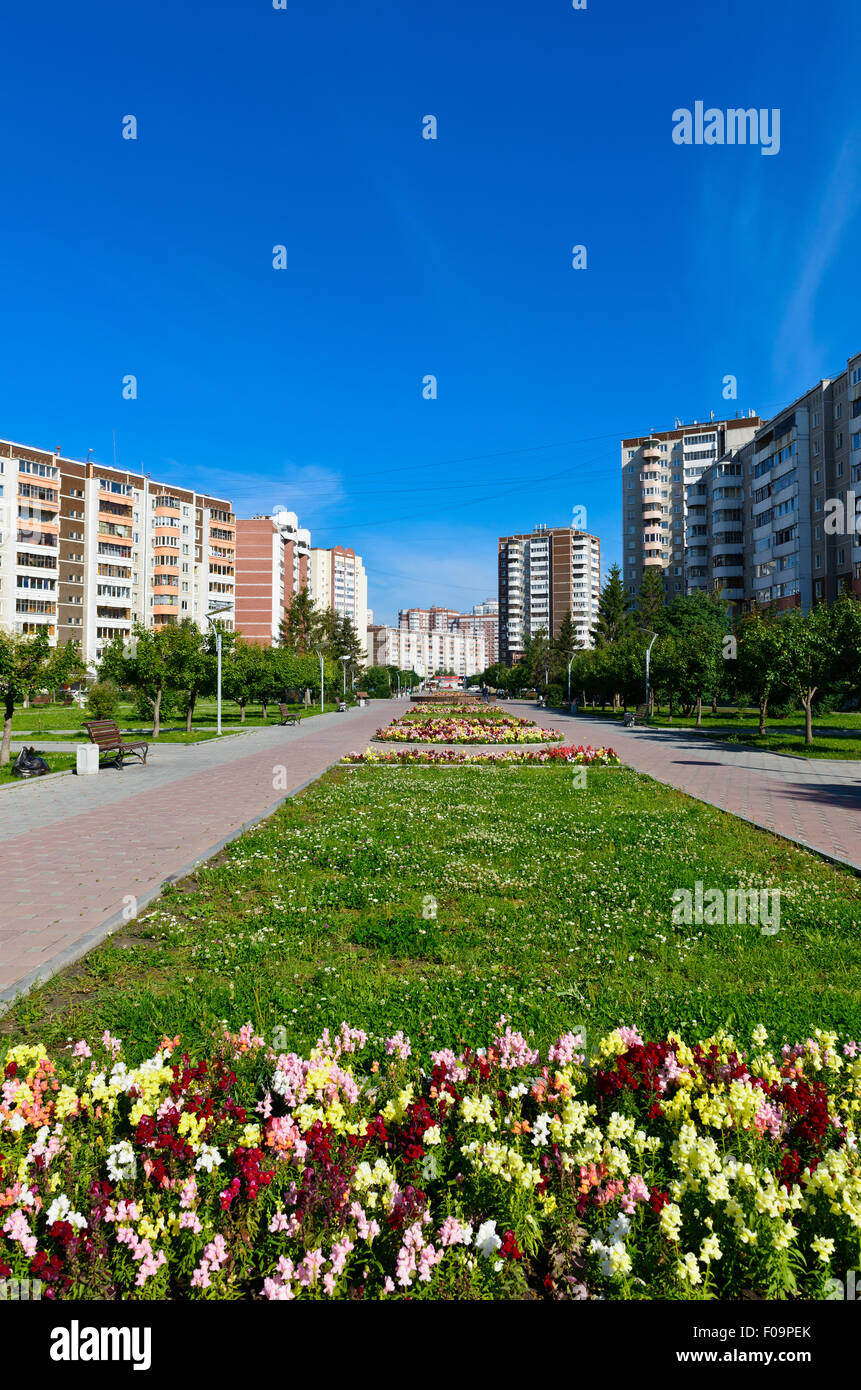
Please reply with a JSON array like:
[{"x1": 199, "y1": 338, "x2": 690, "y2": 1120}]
[
  {"x1": 773, "y1": 134, "x2": 860, "y2": 383},
  {"x1": 167, "y1": 460, "x2": 346, "y2": 523},
  {"x1": 362, "y1": 524, "x2": 498, "y2": 624}
]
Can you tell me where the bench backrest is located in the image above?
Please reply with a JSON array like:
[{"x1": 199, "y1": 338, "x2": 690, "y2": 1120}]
[
  {"x1": 635, "y1": 703, "x2": 648, "y2": 717},
  {"x1": 278, "y1": 704, "x2": 290, "y2": 716},
  {"x1": 84, "y1": 719, "x2": 122, "y2": 749}
]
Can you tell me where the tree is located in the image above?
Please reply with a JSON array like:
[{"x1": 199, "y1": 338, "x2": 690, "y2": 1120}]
[
  {"x1": 222, "y1": 639, "x2": 270, "y2": 722},
  {"x1": 551, "y1": 609, "x2": 580, "y2": 692},
  {"x1": 521, "y1": 628, "x2": 551, "y2": 690},
  {"x1": 0, "y1": 631, "x2": 81, "y2": 765},
  {"x1": 777, "y1": 603, "x2": 840, "y2": 745},
  {"x1": 280, "y1": 587, "x2": 328, "y2": 654},
  {"x1": 591, "y1": 564, "x2": 634, "y2": 647},
  {"x1": 100, "y1": 624, "x2": 174, "y2": 737},
  {"x1": 162, "y1": 620, "x2": 216, "y2": 733},
  {"x1": 735, "y1": 609, "x2": 787, "y2": 735},
  {"x1": 655, "y1": 592, "x2": 729, "y2": 724},
  {"x1": 637, "y1": 566, "x2": 666, "y2": 631},
  {"x1": 363, "y1": 665, "x2": 392, "y2": 698}
]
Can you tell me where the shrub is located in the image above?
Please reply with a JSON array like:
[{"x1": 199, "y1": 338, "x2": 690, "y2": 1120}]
[{"x1": 85, "y1": 680, "x2": 120, "y2": 721}]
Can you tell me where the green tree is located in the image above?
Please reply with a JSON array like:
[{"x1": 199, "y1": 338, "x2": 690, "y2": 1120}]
[
  {"x1": 100, "y1": 623, "x2": 175, "y2": 737},
  {"x1": 637, "y1": 566, "x2": 666, "y2": 630},
  {"x1": 735, "y1": 609, "x2": 787, "y2": 735},
  {"x1": 655, "y1": 593, "x2": 729, "y2": 724},
  {"x1": 0, "y1": 631, "x2": 81, "y2": 765},
  {"x1": 222, "y1": 638, "x2": 270, "y2": 722},
  {"x1": 551, "y1": 609, "x2": 580, "y2": 693},
  {"x1": 280, "y1": 587, "x2": 327, "y2": 654},
  {"x1": 591, "y1": 564, "x2": 634, "y2": 647},
  {"x1": 776, "y1": 602, "x2": 840, "y2": 746},
  {"x1": 162, "y1": 619, "x2": 216, "y2": 733}
]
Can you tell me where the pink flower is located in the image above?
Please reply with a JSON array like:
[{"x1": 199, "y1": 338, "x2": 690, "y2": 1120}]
[
  {"x1": 72, "y1": 1041, "x2": 91, "y2": 1059},
  {"x1": 385, "y1": 1032, "x2": 412, "y2": 1062}
]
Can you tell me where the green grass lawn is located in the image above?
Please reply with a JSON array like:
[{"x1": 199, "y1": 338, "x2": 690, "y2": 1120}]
[
  {"x1": 4, "y1": 763, "x2": 860, "y2": 1059},
  {"x1": 580, "y1": 707, "x2": 861, "y2": 759},
  {"x1": 0, "y1": 752, "x2": 77, "y2": 785},
  {"x1": 12, "y1": 698, "x2": 358, "y2": 737}
]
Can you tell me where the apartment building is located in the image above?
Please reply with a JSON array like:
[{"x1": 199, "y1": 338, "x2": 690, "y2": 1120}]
[
  {"x1": 621, "y1": 348, "x2": 861, "y2": 615},
  {"x1": 0, "y1": 438, "x2": 235, "y2": 669},
  {"x1": 398, "y1": 600, "x2": 499, "y2": 664},
  {"x1": 498, "y1": 526, "x2": 601, "y2": 665},
  {"x1": 367, "y1": 623, "x2": 488, "y2": 679},
  {"x1": 621, "y1": 416, "x2": 761, "y2": 602},
  {"x1": 309, "y1": 545, "x2": 368, "y2": 637},
  {"x1": 234, "y1": 509, "x2": 310, "y2": 645}
]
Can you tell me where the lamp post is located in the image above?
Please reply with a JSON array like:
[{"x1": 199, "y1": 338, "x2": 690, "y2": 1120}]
[
  {"x1": 339, "y1": 655, "x2": 350, "y2": 700},
  {"x1": 205, "y1": 601, "x2": 234, "y2": 736},
  {"x1": 644, "y1": 631, "x2": 657, "y2": 714},
  {"x1": 567, "y1": 654, "x2": 576, "y2": 707},
  {"x1": 313, "y1": 649, "x2": 325, "y2": 713}
]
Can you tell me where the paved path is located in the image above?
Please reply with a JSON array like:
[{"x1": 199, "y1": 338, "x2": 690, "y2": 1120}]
[
  {"x1": 0, "y1": 701, "x2": 406, "y2": 1006},
  {"x1": 524, "y1": 705, "x2": 861, "y2": 872}
]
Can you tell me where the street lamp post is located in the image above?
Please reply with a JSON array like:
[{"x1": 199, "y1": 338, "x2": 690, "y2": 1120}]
[
  {"x1": 644, "y1": 631, "x2": 657, "y2": 714},
  {"x1": 339, "y1": 655, "x2": 350, "y2": 700},
  {"x1": 205, "y1": 601, "x2": 234, "y2": 736},
  {"x1": 313, "y1": 649, "x2": 325, "y2": 713},
  {"x1": 567, "y1": 655, "x2": 576, "y2": 707}
]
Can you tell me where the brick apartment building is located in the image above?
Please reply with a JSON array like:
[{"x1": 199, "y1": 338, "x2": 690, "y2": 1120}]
[
  {"x1": 0, "y1": 437, "x2": 235, "y2": 670},
  {"x1": 498, "y1": 526, "x2": 601, "y2": 665}
]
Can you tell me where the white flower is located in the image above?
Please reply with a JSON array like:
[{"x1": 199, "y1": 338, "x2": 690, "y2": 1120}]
[
  {"x1": 423, "y1": 1126, "x2": 442, "y2": 1146},
  {"x1": 46, "y1": 1195, "x2": 88, "y2": 1230},
  {"x1": 106, "y1": 1140, "x2": 137, "y2": 1183},
  {"x1": 475, "y1": 1220, "x2": 502, "y2": 1259},
  {"x1": 195, "y1": 1144, "x2": 224, "y2": 1173}
]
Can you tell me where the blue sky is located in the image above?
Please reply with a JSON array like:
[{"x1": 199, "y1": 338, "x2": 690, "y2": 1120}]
[{"x1": 1, "y1": 0, "x2": 859, "y2": 624}]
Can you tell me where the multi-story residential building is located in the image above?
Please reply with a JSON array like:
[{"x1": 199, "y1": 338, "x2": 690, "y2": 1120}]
[
  {"x1": 309, "y1": 545, "x2": 368, "y2": 637},
  {"x1": 367, "y1": 623, "x2": 488, "y2": 679},
  {"x1": 234, "y1": 510, "x2": 311, "y2": 646},
  {"x1": 621, "y1": 348, "x2": 861, "y2": 616},
  {"x1": 397, "y1": 600, "x2": 499, "y2": 665},
  {"x1": 498, "y1": 526, "x2": 600, "y2": 665},
  {"x1": 0, "y1": 438, "x2": 235, "y2": 668},
  {"x1": 621, "y1": 416, "x2": 761, "y2": 602}
]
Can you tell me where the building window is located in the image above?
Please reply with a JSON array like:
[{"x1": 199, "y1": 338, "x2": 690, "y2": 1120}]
[{"x1": 815, "y1": 553, "x2": 822, "y2": 569}]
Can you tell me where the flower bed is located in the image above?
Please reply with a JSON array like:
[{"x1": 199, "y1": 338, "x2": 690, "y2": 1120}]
[
  {"x1": 3, "y1": 1021, "x2": 858, "y2": 1300},
  {"x1": 374, "y1": 715, "x2": 563, "y2": 745},
  {"x1": 344, "y1": 744, "x2": 620, "y2": 766}
]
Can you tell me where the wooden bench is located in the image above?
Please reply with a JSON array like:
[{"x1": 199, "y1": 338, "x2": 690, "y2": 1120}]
[
  {"x1": 84, "y1": 720, "x2": 149, "y2": 769},
  {"x1": 623, "y1": 703, "x2": 649, "y2": 728},
  {"x1": 278, "y1": 704, "x2": 301, "y2": 727}
]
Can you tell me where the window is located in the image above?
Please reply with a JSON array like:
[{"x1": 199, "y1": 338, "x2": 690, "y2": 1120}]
[
  {"x1": 837, "y1": 549, "x2": 846, "y2": 566},
  {"x1": 851, "y1": 367, "x2": 861, "y2": 386},
  {"x1": 835, "y1": 403, "x2": 842, "y2": 419},
  {"x1": 836, "y1": 434, "x2": 843, "y2": 450},
  {"x1": 837, "y1": 460, "x2": 844, "y2": 477},
  {"x1": 814, "y1": 440, "x2": 821, "y2": 455},
  {"x1": 815, "y1": 554, "x2": 822, "y2": 569},
  {"x1": 813, "y1": 412, "x2": 820, "y2": 427},
  {"x1": 814, "y1": 468, "x2": 821, "y2": 483}
]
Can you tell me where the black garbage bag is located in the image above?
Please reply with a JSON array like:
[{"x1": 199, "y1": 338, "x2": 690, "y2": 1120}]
[{"x1": 11, "y1": 746, "x2": 51, "y2": 778}]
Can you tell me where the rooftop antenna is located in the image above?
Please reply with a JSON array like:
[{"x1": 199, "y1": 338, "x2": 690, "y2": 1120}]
[{"x1": 112, "y1": 431, "x2": 118, "y2": 468}]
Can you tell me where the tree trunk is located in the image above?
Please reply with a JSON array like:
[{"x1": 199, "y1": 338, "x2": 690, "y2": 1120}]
[
  {"x1": 152, "y1": 688, "x2": 162, "y2": 739},
  {"x1": 711, "y1": 694, "x2": 718, "y2": 715},
  {"x1": 1, "y1": 695, "x2": 13, "y2": 766},
  {"x1": 240, "y1": 699, "x2": 247, "y2": 723},
  {"x1": 186, "y1": 689, "x2": 196, "y2": 734},
  {"x1": 758, "y1": 694, "x2": 768, "y2": 736},
  {"x1": 802, "y1": 690, "x2": 816, "y2": 745},
  {"x1": 261, "y1": 699, "x2": 268, "y2": 719},
  {"x1": 696, "y1": 695, "x2": 703, "y2": 727}
]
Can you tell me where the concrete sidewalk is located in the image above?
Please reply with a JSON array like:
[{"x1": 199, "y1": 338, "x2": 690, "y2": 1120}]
[{"x1": 0, "y1": 700, "x2": 403, "y2": 1006}]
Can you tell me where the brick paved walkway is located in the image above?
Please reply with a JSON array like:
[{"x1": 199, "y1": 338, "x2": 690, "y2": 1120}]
[
  {"x1": 0, "y1": 701, "x2": 406, "y2": 1006},
  {"x1": 536, "y1": 706, "x2": 861, "y2": 872}
]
